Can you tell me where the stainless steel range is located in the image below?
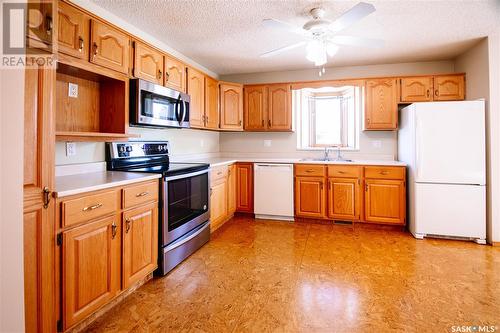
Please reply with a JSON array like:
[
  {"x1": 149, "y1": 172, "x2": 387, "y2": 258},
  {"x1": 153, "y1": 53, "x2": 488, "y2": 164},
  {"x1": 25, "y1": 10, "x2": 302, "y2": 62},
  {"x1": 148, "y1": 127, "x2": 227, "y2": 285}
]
[{"x1": 106, "y1": 141, "x2": 210, "y2": 275}]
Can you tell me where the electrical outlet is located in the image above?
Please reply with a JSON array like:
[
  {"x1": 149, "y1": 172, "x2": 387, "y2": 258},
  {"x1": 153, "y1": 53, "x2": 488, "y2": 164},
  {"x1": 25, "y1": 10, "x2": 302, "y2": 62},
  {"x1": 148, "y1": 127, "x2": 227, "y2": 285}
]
[
  {"x1": 263, "y1": 140, "x2": 272, "y2": 147},
  {"x1": 68, "y1": 83, "x2": 78, "y2": 98},
  {"x1": 66, "y1": 142, "x2": 76, "y2": 157},
  {"x1": 372, "y1": 140, "x2": 382, "y2": 149}
]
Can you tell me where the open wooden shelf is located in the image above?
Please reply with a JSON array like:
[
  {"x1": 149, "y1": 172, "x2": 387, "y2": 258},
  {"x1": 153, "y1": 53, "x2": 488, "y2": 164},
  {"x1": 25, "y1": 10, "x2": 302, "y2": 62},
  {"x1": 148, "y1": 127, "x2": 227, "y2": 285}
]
[{"x1": 55, "y1": 131, "x2": 139, "y2": 142}]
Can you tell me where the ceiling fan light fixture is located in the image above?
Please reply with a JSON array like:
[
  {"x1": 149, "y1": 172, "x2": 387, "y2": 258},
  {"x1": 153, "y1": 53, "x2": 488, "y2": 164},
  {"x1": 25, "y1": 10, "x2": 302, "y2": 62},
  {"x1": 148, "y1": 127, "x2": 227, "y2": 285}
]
[{"x1": 326, "y1": 43, "x2": 339, "y2": 57}]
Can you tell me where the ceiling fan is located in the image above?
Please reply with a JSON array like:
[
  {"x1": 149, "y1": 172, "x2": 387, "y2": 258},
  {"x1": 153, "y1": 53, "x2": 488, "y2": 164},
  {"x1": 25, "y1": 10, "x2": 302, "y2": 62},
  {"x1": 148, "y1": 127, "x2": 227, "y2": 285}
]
[{"x1": 260, "y1": 2, "x2": 384, "y2": 70}]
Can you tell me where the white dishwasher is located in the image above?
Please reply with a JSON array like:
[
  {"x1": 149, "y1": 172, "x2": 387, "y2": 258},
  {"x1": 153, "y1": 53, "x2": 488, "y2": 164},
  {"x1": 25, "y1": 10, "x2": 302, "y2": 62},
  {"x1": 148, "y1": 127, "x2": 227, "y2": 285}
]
[{"x1": 254, "y1": 163, "x2": 294, "y2": 221}]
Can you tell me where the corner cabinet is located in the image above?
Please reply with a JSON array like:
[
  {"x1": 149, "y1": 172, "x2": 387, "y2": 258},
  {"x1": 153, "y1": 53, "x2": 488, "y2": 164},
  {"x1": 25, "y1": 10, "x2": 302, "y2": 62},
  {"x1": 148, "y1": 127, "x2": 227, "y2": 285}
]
[
  {"x1": 220, "y1": 82, "x2": 244, "y2": 131},
  {"x1": 365, "y1": 78, "x2": 399, "y2": 130}
]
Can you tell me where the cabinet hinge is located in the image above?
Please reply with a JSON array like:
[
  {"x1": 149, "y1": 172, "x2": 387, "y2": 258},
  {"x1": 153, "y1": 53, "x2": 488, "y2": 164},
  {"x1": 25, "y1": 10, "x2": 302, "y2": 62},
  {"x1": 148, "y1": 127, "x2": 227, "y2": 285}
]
[
  {"x1": 57, "y1": 319, "x2": 63, "y2": 332},
  {"x1": 56, "y1": 233, "x2": 62, "y2": 246}
]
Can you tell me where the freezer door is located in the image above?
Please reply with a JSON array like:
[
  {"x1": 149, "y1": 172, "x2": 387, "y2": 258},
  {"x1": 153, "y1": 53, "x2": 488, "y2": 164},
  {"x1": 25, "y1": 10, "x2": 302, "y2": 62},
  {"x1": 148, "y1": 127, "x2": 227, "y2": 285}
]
[
  {"x1": 414, "y1": 183, "x2": 486, "y2": 239},
  {"x1": 415, "y1": 101, "x2": 485, "y2": 185}
]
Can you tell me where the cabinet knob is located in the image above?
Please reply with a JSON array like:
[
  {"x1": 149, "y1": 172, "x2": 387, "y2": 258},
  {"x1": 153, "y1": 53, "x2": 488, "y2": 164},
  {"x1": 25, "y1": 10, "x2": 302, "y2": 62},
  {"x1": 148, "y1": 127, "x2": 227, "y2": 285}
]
[
  {"x1": 158, "y1": 70, "x2": 162, "y2": 80},
  {"x1": 125, "y1": 218, "x2": 131, "y2": 233},
  {"x1": 82, "y1": 203, "x2": 102, "y2": 212},
  {"x1": 42, "y1": 187, "x2": 51, "y2": 209},
  {"x1": 45, "y1": 15, "x2": 53, "y2": 35},
  {"x1": 426, "y1": 89, "x2": 430, "y2": 98},
  {"x1": 435, "y1": 89, "x2": 439, "y2": 96},
  {"x1": 268, "y1": 119, "x2": 271, "y2": 127},
  {"x1": 239, "y1": 120, "x2": 242, "y2": 126},
  {"x1": 92, "y1": 42, "x2": 98, "y2": 58},
  {"x1": 165, "y1": 71, "x2": 170, "y2": 82}
]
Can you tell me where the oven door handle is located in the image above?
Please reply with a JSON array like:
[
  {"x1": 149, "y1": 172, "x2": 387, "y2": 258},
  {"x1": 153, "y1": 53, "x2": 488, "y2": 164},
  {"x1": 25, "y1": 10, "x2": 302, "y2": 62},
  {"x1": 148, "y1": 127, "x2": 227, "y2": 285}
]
[
  {"x1": 164, "y1": 222, "x2": 210, "y2": 252},
  {"x1": 164, "y1": 168, "x2": 209, "y2": 182}
]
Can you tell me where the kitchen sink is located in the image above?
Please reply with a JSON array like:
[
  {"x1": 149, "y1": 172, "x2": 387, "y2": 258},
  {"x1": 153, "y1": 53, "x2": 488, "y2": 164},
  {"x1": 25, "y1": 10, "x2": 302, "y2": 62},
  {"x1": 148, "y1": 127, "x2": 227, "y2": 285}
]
[{"x1": 300, "y1": 158, "x2": 354, "y2": 162}]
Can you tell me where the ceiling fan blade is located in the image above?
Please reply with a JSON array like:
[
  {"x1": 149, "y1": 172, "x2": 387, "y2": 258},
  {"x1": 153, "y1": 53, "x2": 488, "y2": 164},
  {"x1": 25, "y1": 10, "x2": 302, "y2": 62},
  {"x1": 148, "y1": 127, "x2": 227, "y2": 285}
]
[
  {"x1": 260, "y1": 41, "x2": 307, "y2": 58},
  {"x1": 329, "y1": 2, "x2": 376, "y2": 33},
  {"x1": 262, "y1": 18, "x2": 304, "y2": 35},
  {"x1": 329, "y1": 35, "x2": 384, "y2": 48}
]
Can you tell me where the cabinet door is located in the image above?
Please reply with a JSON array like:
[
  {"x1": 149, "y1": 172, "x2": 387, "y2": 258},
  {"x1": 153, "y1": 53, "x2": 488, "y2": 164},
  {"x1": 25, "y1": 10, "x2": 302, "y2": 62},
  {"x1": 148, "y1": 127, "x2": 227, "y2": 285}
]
[
  {"x1": 187, "y1": 67, "x2": 205, "y2": 128},
  {"x1": 400, "y1": 77, "x2": 433, "y2": 102},
  {"x1": 210, "y1": 178, "x2": 228, "y2": 232},
  {"x1": 244, "y1": 85, "x2": 267, "y2": 130},
  {"x1": 57, "y1": 2, "x2": 89, "y2": 59},
  {"x1": 433, "y1": 75, "x2": 465, "y2": 101},
  {"x1": 268, "y1": 84, "x2": 292, "y2": 130},
  {"x1": 236, "y1": 163, "x2": 253, "y2": 212},
  {"x1": 365, "y1": 179, "x2": 406, "y2": 225},
  {"x1": 365, "y1": 78, "x2": 398, "y2": 130},
  {"x1": 123, "y1": 203, "x2": 158, "y2": 288},
  {"x1": 220, "y1": 83, "x2": 243, "y2": 130},
  {"x1": 204, "y1": 76, "x2": 219, "y2": 129},
  {"x1": 328, "y1": 178, "x2": 360, "y2": 220},
  {"x1": 295, "y1": 176, "x2": 326, "y2": 219},
  {"x1": 62, "y1": 216, "x2": 121, "y2": 329},
  {"x1": 27, "y1": 1, "x2": 53, "y2": 48},
  {"x1": 133, "y1": 42, "x2": 164, "y2": 85},
  {"x1": 165, "y1": 56, "x2": 186, "y2": 92},
  {"x1": 90, "y1": 20, "x2": 130, "y2": 74},
  {"x1": 24, "y1": 61, "x2": 56, "y2": 333},
  {"x1": 227, "y1": 164, "x2": 236, "y2": 216}
]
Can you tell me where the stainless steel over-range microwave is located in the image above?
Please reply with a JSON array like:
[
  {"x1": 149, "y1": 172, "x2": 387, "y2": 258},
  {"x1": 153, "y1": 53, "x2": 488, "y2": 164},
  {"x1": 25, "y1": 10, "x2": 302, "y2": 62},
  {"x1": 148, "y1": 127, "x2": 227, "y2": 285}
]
[{"x1": 130, "y1": 78, "x2": 190, "y2": 128}]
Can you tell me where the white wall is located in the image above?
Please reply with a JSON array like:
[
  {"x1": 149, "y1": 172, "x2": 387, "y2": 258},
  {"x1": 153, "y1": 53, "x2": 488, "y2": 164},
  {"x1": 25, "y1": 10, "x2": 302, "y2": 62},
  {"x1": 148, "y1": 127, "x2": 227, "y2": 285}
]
[
  {"x1": 0, "y1": 68, "x2": 26, "y2": 331},
  {"x1": 219, "y1": 61, "x2": 455, "y2": 160},
  {"x1": 55, "y1": 128, "x2": 220, "y2": 165},
  {"x1": 454, "y1": 38, "x2": 496, "y2": 243}
]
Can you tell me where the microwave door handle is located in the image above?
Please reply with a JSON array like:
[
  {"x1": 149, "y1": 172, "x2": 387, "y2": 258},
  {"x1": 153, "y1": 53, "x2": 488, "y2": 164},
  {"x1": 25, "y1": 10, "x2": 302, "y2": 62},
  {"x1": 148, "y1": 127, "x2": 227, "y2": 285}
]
[
  {"x1": 180, "y1": 101, "x2": 188, "y2": 124},
  {"x1": 175, "y1": 99, "x2": 182, "y2": 123}
]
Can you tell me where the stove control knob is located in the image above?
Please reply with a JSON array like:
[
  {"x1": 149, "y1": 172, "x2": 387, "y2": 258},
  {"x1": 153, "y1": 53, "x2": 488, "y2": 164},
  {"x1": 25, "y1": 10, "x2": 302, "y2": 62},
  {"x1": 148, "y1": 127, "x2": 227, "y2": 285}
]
[
  {"x1": 126, "y1": 146, "x2": 132, "y2": 152},
  {"x1": 163, "y1": 145, "x2": 168, "y2": 151},
  {"x1": 118, "y1": 145, "x2": 125, "y2": 152}
]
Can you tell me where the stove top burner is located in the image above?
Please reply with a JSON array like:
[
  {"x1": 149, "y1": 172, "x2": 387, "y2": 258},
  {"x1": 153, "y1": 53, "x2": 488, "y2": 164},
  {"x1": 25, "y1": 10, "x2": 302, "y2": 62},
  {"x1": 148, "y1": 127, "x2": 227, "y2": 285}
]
[{"x1": 126, "y1": 162, "x2": 210, "y2": 177}]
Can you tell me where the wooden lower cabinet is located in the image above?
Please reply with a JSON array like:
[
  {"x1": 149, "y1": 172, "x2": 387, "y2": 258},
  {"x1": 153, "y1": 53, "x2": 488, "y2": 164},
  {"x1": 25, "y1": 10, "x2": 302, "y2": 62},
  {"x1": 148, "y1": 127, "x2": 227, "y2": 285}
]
[
  {"x1": 122, "y1": 202, "x2": 158, "y2": 288},
  {"x1": 236, "y1": 163, "x2": 254, "y2": 212},
  {"x1": 58, "y1": 180, "x2": 159, "y2": 331},
  {"x1": 364, "y1": 179, "x2": 406, "y2": 225},
  {"x1": 210, "y1": 177, "x2": 228, "y2": 231},
  {"x1": 62, "y1": 215, "x2": 121, "y2": 329},
  {"x1": 294, "y1": 164, "x2": 406, "y2": 225},
  {"x1": 328, "y1": 178, "x2": 360, "y2": 221},
  {"x1": 295, "y1": 176, "x2": 326, "y2": 219}
]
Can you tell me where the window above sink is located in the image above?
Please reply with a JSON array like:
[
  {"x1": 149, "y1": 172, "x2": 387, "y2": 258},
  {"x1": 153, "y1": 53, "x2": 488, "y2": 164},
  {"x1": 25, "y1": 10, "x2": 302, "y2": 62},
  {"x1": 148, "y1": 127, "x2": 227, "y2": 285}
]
[{"x1": 294, "y1": 85, "x2": 362, "y2": 151}]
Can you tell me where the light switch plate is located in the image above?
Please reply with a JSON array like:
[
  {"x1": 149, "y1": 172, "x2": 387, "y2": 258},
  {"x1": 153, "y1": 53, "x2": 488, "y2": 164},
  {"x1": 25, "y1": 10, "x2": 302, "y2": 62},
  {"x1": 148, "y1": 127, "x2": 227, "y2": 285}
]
[
  {"x1": 66, "y1": 142, "x2": 76, "y2": 157},
  {"x1": 68, "y1": 83, "x2": 78, "y2": 98},
  {"x1": 263, "y1": 140, "x2": 272, "y2": 147}
]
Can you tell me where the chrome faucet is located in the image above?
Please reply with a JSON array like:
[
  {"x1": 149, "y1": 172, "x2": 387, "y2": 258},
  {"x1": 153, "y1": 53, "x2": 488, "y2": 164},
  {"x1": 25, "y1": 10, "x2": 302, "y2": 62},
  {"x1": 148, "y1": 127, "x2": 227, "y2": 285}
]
[
  {"x1": 324, "y1": 147, "x2": 330, "y2": 160},
  {"x1": 336, "y1": 146, "x2": 342, "y2": 161}
]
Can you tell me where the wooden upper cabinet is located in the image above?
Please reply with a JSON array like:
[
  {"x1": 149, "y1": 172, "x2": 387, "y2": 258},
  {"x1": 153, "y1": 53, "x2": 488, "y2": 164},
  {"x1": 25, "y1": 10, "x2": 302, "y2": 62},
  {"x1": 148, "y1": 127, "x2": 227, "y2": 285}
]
[
  {"x1": 236, "y1": 163, "x2": 253, "y2": 212},
  {"x1": 133, "y1": 42, "x2": 164, "y2": 85},
  {"x1": 165, "y1": 56, "x2": 186, "y2": 92},
  {"x1": 433, "y1": 75, "x2": 465, "y2": 101},
  {"x1": 244, "y1": 85, "x2": 267, "y2": 130},
  {"x1": 204, "y1": 76, "x2": 219, "y2": 129},
  {"x1": 57, "y1": 1, "x2": 89, "y2": 60},
  {"x1": 27, "y1": 1, "x2": 53, "y2": 47},
  {"x1": 295, "y1": 176, "x2": 326, "y2": 219},
  {"x1": 400, "y1": 77, "x2": 433, "y2": 102},
  {"x1": 365, "y1": 78, "x2": 398, "y2": 130},
  {"x1": 90, "y1": 20, "x2": 130, "y2": 74},
  {"x1": 267, "y1": 84, "x2": 292, "y2": 131},
  {"x1": 187, "y1": 67, "x2": 205, "y2": 128},
  {"x1": 328, "y1": 178, "x2": 360, "y2": 221},
  {"x1": 220, "y1": 82, "x2": 243, "y2": 130},
  {"x1": 62, "y1": 216, "x2": 120, "y2": 329},
  {"x1": 122, "y1": 203, "x2": 158, "y2": 289}
]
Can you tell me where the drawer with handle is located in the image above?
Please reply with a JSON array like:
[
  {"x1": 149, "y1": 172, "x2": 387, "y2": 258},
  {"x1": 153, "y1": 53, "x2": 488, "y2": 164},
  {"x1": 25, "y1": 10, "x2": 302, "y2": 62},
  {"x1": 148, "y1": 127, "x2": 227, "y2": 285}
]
[
  {"x1": 210, "y1": 165, "x2": 229, "y2": 183},
  {"x1": 123, "y1": 181, "x2": 158, "y2": 209},
  {"x1": 328, "y1": 165, "x2": 362, "y2": 178},
  {"x1": 295, "y1": 164, "x2": 326, "y2": 177},
  {"x1": 62, "y1": 190, "x2": 118, "y2": 228},
  {"x1": 364, "y1": 166, "x2": 405, "y2": 180}
]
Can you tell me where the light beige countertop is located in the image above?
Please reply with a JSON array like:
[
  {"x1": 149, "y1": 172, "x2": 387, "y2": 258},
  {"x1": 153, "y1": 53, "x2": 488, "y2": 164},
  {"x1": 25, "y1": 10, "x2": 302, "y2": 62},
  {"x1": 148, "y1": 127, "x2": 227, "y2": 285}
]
[
  {"x1": 178, "y1": 157, "x2": 406, "y2": 168},
  {"x1": 55, "y1": 171, "x2": 161, "y2": 198}
]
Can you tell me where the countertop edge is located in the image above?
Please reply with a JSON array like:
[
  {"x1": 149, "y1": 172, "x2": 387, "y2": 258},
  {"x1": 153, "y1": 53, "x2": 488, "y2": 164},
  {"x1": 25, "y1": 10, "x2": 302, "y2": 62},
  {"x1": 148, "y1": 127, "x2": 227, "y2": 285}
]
[
  {"x1": 54, "y1": 173, "x2": 161, "y2": 198},
  {"x1": 197, "y1": 159, "x2": 406, "y2": 167}
]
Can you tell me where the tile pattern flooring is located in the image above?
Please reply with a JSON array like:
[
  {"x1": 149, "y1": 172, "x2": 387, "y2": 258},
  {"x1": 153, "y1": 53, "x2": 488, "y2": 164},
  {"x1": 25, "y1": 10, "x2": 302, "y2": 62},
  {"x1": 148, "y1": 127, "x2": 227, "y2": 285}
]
[{"x1": 87, "y1": 216, "x2": 500, "y2": 332}]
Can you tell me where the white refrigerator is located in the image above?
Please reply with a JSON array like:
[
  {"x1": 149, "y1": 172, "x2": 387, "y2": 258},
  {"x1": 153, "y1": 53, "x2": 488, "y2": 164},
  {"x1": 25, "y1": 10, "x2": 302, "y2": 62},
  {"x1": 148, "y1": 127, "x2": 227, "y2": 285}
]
[{"x1": 398, "y1": 100, "x2": 486, "y2": 244}]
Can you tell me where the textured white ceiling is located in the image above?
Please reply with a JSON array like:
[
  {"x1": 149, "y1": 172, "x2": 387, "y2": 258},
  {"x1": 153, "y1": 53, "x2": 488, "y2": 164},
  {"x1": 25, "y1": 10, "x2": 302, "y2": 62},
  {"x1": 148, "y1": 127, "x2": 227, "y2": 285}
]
[{"x1": 90, "y1": 0, "x2": 500, "y2": 75}]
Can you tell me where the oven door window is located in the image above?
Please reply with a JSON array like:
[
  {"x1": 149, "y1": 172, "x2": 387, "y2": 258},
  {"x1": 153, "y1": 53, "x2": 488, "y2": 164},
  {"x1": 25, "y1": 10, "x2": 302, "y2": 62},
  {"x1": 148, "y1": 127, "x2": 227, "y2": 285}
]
[
  {"x1": 167, "y1": 172, "x2": 208, "y2": 232},
  {"x1": 141, "y1": 91, "x2": 180, "y2": 122}
]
